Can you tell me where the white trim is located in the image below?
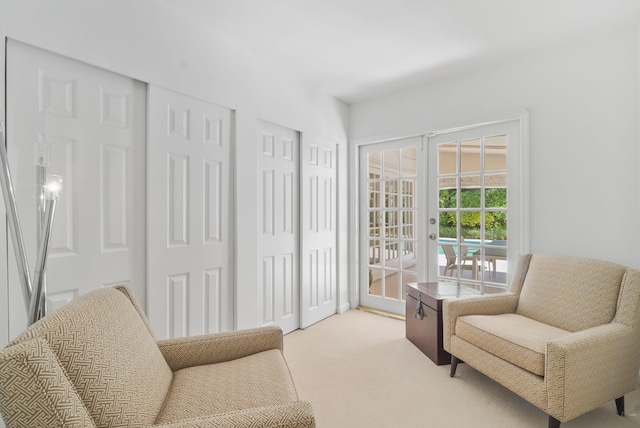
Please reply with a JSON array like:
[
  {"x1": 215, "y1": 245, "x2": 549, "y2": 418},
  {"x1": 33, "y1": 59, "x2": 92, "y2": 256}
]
[
  {"x1": 351, "y1": 109, "x2": 528, "y2": 146},
  {"x1": 519, "y1": 110, "x2": 531, "y2": 256},
  {"x1": 337, "y1": 302, "x2": 351, "y2": 314}
]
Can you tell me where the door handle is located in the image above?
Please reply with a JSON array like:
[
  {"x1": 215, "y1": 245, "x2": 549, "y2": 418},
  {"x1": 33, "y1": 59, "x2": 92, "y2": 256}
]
[{"x1": 429, "y1": 233, "x2": 436, "y2": 240}]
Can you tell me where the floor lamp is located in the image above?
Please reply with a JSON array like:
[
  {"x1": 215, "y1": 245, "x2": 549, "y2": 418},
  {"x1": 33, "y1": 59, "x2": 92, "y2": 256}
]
[{"x1": 0, "y1": 125, "x2": 61, "y2": 325}]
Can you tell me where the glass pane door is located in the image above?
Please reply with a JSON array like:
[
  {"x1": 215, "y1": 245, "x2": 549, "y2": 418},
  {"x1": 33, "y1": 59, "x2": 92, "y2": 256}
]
[
  {"x1": 427, "y1": 121, "x2": 521, "y2": 294},
  {"x1": 359, "y1": 137, "x2": 422, "y2": 315}
]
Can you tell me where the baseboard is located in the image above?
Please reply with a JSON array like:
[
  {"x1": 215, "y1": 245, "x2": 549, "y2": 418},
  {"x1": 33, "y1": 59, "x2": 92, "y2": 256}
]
[{"x1": 337, "y1": 303, "x2": 351, "y2": 314}]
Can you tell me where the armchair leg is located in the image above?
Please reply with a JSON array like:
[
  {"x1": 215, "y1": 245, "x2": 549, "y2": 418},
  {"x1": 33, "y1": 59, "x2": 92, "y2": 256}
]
[
  {"x1": 615, "y1": 396, "x2": 625, "y2": 416},
  {"x1": 548, "y1": 415, "x2": 561, "y2": 428},
  {"x1": 450, "y1": 356, "x2": 459, "y2": 377}
]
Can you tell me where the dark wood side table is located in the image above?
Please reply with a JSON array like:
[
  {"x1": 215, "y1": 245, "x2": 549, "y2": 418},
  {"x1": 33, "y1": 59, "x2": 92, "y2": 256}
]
[{"x1": 405, "y1": 282, "x2": 478, "y2": 365}]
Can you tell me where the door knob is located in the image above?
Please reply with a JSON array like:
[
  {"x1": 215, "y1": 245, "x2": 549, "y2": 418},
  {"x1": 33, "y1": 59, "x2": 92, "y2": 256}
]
[{"x1": 429, "y1": 233, "x2": 436, "y2": 240}]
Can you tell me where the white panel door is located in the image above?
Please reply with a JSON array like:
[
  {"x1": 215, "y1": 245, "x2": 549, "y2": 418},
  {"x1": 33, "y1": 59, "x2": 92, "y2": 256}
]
[
  {"x1": 147, "y1": 86, "x2": 233, "y2": 339},
  {"x1": 301, "y1": 136, "x2": 337, "y2": 328},
  {"x1": 257, "y1": 120, "x2": 299, "y2": 334},
  {"x1": 6, "y1": 40, "x2": 147, "y2": 337}
]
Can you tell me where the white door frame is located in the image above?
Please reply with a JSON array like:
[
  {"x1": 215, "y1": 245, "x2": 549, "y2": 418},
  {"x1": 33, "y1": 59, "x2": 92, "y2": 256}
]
[{"x1": 349, "y1": 112, "x2": 530, "y2": 309}]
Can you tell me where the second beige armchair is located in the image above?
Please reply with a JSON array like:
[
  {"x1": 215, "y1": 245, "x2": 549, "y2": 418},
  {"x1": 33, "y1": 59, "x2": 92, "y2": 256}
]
[{"x1": 444, "y1": 254, "x2": 640, "y2": 428}]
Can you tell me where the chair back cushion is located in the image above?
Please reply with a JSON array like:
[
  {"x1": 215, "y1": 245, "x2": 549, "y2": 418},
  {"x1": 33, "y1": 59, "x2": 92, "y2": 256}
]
[
  {"x1": 515, "y1": 254, "x2": 626, "y2": 331},
  {"x1": 6, "y1": 287, "x2": 173, "y2": 427},
  {"x1": 0, "y1": 338, "x2": 96, "y2": 428}
]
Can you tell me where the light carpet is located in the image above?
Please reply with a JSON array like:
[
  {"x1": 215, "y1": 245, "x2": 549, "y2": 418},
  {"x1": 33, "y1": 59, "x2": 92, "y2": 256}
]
[{"x1": 284, "y1": 309, "x2": 640, "y2": 428}]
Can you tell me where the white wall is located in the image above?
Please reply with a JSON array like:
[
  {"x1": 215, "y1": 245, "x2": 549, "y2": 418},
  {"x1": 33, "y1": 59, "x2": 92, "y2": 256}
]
[
  {"x1": 0, "y1": 0, "x2": 350, "y2": 336},
  {"x1": 350, "y1": 26, "x2": 640, "y2": 270}
]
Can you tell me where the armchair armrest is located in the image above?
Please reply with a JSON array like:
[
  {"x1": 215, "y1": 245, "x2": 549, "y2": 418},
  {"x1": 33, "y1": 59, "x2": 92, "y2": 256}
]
[
  {"x1": 443, "y1": 292, "x2": 519, "y2": 352},
  {"x1": 152, "y1": 401, "x2": 315, "y2": 428},
  {"x1": 158, "y1": 326, "x2": 283, "y2": 371},
  {"x1": 546, "y1": 323, "x2": 640, "y2": 422}
]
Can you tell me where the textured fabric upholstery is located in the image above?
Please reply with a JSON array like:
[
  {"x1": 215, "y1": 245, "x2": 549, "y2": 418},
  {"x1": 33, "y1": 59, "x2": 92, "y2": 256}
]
[
  {"x1": 456, "y1": 313, "x2": 569, "y2": 376},
  {"x1": 157, "y1": 349, "x2": 298, "y2": 423},
  {"x1": 516, "y1": 254, "x2": 626, "y2": 331},
  {"x1": 444, "y1": 254, "x2": 640, "y2": 424},
  {"x1": 0, "y1": 286, "x2": 315, "y2": 428}
]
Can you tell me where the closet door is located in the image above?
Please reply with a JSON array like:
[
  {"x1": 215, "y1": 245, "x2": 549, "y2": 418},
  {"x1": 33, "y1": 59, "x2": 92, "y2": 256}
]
[
  {"x1": 257, "y1": 120, "x2": 299, "y2": 334},
  {"x1": 6, "y1": 40, "x2": 146, "y2": 337},
  {"x1": 301, "y1": 135, "x2": 337, "y2": 328},
  {"x1": 147, "y1": 86, "x2": 233, "y2": 339}
]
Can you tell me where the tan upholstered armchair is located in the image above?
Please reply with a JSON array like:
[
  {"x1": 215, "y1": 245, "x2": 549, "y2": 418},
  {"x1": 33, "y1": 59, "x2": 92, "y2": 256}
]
[
  {"x1": 443, "y1": 254, "x2": 640, "y2": 428},
  {"x1": 0, "y1": 286, "x2": 315, "y2": 428}
]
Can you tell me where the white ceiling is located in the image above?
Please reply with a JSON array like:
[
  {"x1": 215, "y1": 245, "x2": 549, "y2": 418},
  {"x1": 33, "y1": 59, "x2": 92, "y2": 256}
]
[{"x1": 159, "y1": 0, "x2": 640, "y2": 104}]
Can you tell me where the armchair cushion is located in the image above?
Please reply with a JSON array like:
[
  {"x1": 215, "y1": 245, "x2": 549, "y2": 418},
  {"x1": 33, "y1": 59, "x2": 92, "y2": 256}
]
[
  {"x1": 7, "y1": 287, "x2": 173, "y2": 427},
  {"x1": 156, "y1": 349, "x2": 298, "y2": 423},
  {"x1": 516, "y1": 254, "x2": 626, "y2": 331},
  {"x1": 456, "y1": 313, "x2": 569, "y2": 376}
]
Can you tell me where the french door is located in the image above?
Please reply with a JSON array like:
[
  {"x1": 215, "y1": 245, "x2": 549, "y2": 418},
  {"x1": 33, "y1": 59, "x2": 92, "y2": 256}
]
[
  {"x1": 359, "y1": 137, "x2": 423, "y2": 315},
  {"x1": 426, "y1": 121, "x2": 523, "y2": 293},
  {"x1": 359, "y1": 120, "x2": 525, "y2": 313}
]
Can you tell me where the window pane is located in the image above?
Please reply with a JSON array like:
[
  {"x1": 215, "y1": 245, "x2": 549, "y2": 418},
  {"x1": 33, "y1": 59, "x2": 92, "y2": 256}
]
[
  {"x1": 439, "y1": 179, "x2": 457, "y2": 209},
  {"x1": 402, "y1": 178, "x2": 416, "y2": 208},
  {"x1": 368, "y1": 268, "x2": 382, "y2": 296},
  {"x1": 368, "y1": 152, "x2": 381, "y2": 179},
  {"x1": 384, "y1": 271, "x2": 400, "y2": 300},
  {"x1": 385, "y1": 212, "x2": 398, "y2": 238},
  {"x1": 485, "y1": 135, "x2": 507, "y2": 172},
  {"x1": 485, "y1": 211, "x2": 507, "y2": 241},
  {"x1": 461, "y1": 138, "x2": 481, "y2": 173},
  {"x1": 383, "y1": 149, "x2": 399, "y2": 178},
  {"x1": 439, "y1": 244, "x2": 458, "y2": 277},
  {"x1": 460, "y1": 187, "x2": 481, "y2": 208},
  {"x1": 368, "y1": 239, "x2": 382, "y2": 267},
  {"x1": 438, "y1": 143, "x2": 457, "y2": 174},
  {"x1": 402, "y1": 210, "x2": 417, "y2": 239},
  {"x1": 460, "y1": 211, "x2": 481, "y2": 239},
  {"x1": 439, "y1": 212, "x2": 456, "y2": 238},
  {"x1": 368, "y1": 211, "x2": 382, "y2": 237},
  {"x1": 368, "y1": 181, "x2": 381, "y2": 208},
  {"x1": 403, "y1": 241, "x2": 417, "y2": 272},
  {"x1": 401, "y1": 146, "x2": 417, "y2": 177},
  {"x1": 484, "y1": 176, "x2": 507, "y2": 208},
  {"x1": 385, "y1": 180, "x2": 398, "y2": 208},
  {"x1": 385, "y1": 240, "x2": 400, "y2": 264}
]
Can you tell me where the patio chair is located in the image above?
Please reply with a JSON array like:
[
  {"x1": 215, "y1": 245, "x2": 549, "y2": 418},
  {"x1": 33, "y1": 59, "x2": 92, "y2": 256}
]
[
  {"x1": 0, "y1": 285, "x2": 315, "y2": 428},
  {"x1": 442, "y1": 244, "x2": 479, "y2": 278},
  {"x1": 444, "y1": 254, "x2": 640, "y2": 427}
]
